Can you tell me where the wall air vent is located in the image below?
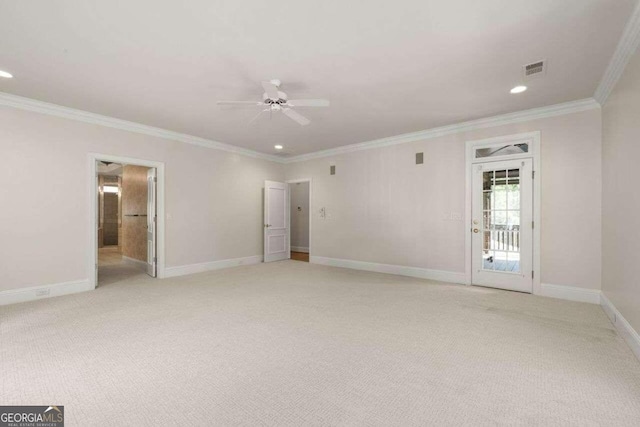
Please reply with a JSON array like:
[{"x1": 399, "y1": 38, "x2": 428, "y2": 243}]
[{"x1": 523, "y1": 60, "x2": 546, "y2": 79}]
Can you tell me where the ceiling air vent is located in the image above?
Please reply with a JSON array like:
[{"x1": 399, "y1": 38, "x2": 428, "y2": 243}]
[{"x1": 523, "y1": 60, "x2": 546, "y2": 79}]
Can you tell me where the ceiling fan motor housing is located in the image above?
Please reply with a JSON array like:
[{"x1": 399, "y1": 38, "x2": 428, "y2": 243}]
[{"x1": 263, "y1": 91, "x2": 288, "y2": 104}]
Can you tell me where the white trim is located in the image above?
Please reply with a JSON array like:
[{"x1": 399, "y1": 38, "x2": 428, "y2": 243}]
[
  {"x1": 0, "y1": 279, "x2": 93, "y2": 306},
  {"x1": 122, "y1": 255, "x2": 148, "y2": 270},
  {"x1": 89, "y1": 153, "x2": 166, "y2": 288},
  {"x1": 601, "y1": 293, "x2": 640, "y2": 361},
  {"x1": 286, "y1": 178, "x2": 313, "y2": 259},
  {"x1": 540, "y1": 283, "x2": 601, "y2": 304},
  {"x1": 283, "y1": 99, "x2": 599, "y2": 163},
  {"x1": 0, "y1": 92, "x2": 281, "y2": 163},
  {"x1": 291, "y1": 246, "x2": 309, "y2": 253},
  {"x1": 164, "y1": 255, "x2": 263, "y2": 278},
  {"x1": 594, "y1": 1, "x2": 640, "y2": 105},
  {"x1": 464, "y1": 132, "x2": 541, "y2": 294},
  {"x1": 311, "y1": 256, "x2": 466, "y2": 284}
]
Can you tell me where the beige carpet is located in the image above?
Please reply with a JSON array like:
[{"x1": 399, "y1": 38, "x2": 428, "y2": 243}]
[{"x1": 1, "y1": 261, "x2": 640, "y2": 426}]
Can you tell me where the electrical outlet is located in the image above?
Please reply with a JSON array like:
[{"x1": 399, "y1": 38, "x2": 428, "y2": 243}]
[{"x1": 35, "y1": 288, "x2": 50, "y2": 297}]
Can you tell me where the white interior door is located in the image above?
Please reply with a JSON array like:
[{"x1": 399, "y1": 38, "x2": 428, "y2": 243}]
[
  {"x1": 146, "y1": 168, "x2": 157, "y2": 277},
  {"x1": 472, "y1": 159, "x2": 533, "y2": 293},
  {"x1": 264, "y1": 181, "x2": 289, "y2": 263}
]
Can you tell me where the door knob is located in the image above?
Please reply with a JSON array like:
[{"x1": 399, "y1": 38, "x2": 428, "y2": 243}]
[{"x1": 473, "y1": 228, "x2": 479, "y2": 233}]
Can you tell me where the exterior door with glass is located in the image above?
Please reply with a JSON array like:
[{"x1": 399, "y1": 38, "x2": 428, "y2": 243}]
[{"x1": 472, "y1": 159, "x2": 533, "y2": 293}]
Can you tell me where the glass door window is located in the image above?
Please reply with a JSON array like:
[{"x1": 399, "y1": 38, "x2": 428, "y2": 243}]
[{"x1": 482, "y1": 168, "x2": 521, "y2": 273}]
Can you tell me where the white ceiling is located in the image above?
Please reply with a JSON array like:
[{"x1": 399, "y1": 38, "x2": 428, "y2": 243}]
[{"x1": 0, "y1": 0, "x2": 635, "y2": 156}]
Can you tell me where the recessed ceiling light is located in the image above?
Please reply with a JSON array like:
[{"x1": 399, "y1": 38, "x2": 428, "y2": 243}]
[
  {"x1": 274, "y1": 145, "x2": 283, "y2": 150},
  {"x1": 510, "y1": 85, "x2": 527, "y2": 94},
  {"x1": 0, "y1": 70, "x2": 13, "y2": 79}
]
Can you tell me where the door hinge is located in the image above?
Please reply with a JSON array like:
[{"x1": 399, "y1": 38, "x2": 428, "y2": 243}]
[
  {"x1": 153, "y1": 257, "x2": 157, "y2": 263},
  {"x1": 532, "y1": 221, "x2": 534, "y2": 229},
  {"x1": 532, "y1": 270, "x2": 534, "y2": 279},
  {"x1": 532, "y1": 170, "x2": 535, "y2": 179}
]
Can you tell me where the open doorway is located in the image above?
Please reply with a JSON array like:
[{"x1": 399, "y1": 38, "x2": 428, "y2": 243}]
[
  {"x1": 289, "y1": 180, "x2": 310, "y2": 262},
  {"x1": 95, "y1": 159, "x2": 157, "y2": 286}
]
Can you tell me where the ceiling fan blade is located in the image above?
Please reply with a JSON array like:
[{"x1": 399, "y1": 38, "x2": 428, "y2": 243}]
[
  {"x1": 217, "y1": 101, "x2": 263, "y2": 106},
  {"x1": 286, "y1": 99, "x2": 330, "y2": 107},
  {"x1": 282, "y1": 108, "x2": 310, "y2": 126},
  {"x1": 248, "y1": 109, "x2": 268, "y2": 125},
  {"x1": 261, "y1": 81, "x2": 280, "y2": 99}
]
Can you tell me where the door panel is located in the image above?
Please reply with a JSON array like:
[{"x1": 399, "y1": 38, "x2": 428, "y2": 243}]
[
  {"x1": 146, "y1": 168, "x2": 157, "y2": 277},
  {"x1": 264, "y1": 181, "x2": 289, "y2": 262},
  {"x1": 472, "y1": 159, "x2": 532, "y2": 293}
]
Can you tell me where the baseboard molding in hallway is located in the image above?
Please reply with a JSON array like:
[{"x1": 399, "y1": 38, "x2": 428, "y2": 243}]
[
  {"x1": 122, "y1": 255, "x2": 148, "y2": 269},
  {"x1": 0, "y1": 279, "x2": 93, "y2": 306},
  {"x1": 291, "y1": 246, "x2": 309, "y2": 253}
]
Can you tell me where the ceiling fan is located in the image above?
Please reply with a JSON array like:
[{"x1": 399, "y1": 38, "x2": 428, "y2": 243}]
[{"x1": 217, "y1": 79, "x2": 329, "y2": 126}]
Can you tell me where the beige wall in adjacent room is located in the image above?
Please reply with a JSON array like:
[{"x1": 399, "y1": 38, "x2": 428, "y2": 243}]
[
  {"x1": 290, "y1": 181, "x2": 310, "y2": 251},
  {"x1": 602, "y1": 47, "x2": 640, "y2": 333},
  {"x1": 122, "y1": 165, "x2": 149, "y2": 262},
  {"x1": 0, "y1": 107, "x2": 284, "y2": 292},
  {"x1": 286, "y1": 108, "x2": 603, "y2": 291},
  {"x1": 103, "y1": 192, "x2": 120, "y2": 246}
]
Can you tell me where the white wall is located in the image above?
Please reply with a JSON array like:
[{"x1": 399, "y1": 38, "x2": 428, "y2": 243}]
[
  {"x1": 0, "y1": 106, "x2": 284, "y2": 292},
  {"x1": 0, "y1": 102, "x2": 603, "y2": 298},
  {"x1": 290, "y1": 182, "x2": 310, "y2": 251},
  {"x1": 602, "y1": 46, "x2": 640, "y2": 333},
  {"x1": 286, "y1": 109, "x2": 603, "y2": 291}
]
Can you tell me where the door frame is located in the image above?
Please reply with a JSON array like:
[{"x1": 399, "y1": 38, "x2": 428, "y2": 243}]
[
  {"x1": 88, "y1": 153, "x2": 166, "y2": 288},
  {"x1": 464, "y1": 132, "x2": 541, "y2": 295},
  {"x1": 285, "y1": 178, "x2": 313, "y2": 259}
]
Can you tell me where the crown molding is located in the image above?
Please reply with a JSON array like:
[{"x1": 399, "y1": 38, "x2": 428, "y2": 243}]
[
  {"x1": 283, "y1": 98, "x2": 600, "y2": 163},
  {"x1": 0, "y1": 91, "x2": 284, "y2": 163},
  {"x1": 594, "y1": 0, "x2": 640, "y2": 105},
  {"x1": 0, "y1": 91, "x2": 600, "y2": 165}
]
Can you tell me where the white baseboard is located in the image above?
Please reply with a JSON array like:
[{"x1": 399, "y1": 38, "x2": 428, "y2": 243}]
[
  {"x1": 122, "y1": 255, "x2": 147, "y2": 269},
  {"x1": 291, "y1": 246, "x2": 309, "y2": 253},
  {"x1": 600, "y1": 293, "x2": 640, "y2": 361},
  {"x1": 539, "y1": 283, "x2": 601, "y2": 304},
  {"x1": 0, "y1": 279, "x2": 93, "y2": 306},
  {"x1": 310, "y1": 256, "x2": 466, "y2": 284},
  {"x1": 164, "y1": 255, "x2": 263, "y2": 278}
]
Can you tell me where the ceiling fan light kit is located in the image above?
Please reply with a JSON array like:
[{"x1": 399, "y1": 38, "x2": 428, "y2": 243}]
[{"x1": 217, "y1": 79, "x2": 329, "y2": 126}]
